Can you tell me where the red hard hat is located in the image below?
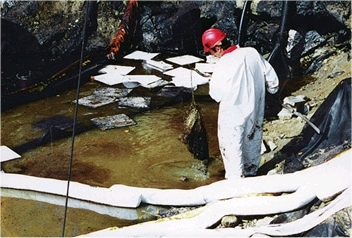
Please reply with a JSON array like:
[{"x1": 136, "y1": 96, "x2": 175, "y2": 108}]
[{"x1": 202, "y1": 28, "x2": 226, "y2": 53}]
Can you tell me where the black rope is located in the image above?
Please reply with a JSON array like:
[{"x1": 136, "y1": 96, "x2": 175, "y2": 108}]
[
  {"x1": 61, "y1": 1, "x2": 91, "y2": 236},
  {"x1": 237, "y1": 0, "x2": 250, "y2": 46},
  {"x1": 267, "y1": 0, "x2": 289, "y2": 63}
]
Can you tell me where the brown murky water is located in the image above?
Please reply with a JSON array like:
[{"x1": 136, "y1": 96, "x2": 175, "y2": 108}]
[{"x1": 1, "y1": 62, "x2": 224, "y2": 236}]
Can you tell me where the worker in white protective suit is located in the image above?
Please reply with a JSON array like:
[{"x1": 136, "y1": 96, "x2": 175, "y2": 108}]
[{"x1": 202, "y1": 28, "x2": 280, "y2": 178}]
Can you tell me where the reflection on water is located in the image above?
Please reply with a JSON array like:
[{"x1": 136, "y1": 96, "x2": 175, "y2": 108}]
[{"x1": 1, "y1": 62, "x2": 224, "y2": 236}]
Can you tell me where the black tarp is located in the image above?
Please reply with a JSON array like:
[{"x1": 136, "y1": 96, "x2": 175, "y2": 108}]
[
  {"x1": 304, "y1": 219, "x2": 349, "y2": 237},
  {"x1": 258, "y1": 77, "x2": 351, "y2": 175}
]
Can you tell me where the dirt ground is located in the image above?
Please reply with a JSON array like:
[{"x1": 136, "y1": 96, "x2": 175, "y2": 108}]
[{"x1": 260, "y1": 48, "x2": 351, "y2": 172}]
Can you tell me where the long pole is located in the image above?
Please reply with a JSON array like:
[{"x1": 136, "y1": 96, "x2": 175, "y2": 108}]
[{"x1": 61, "y1": 1, "x2": 91, "y2": 236}]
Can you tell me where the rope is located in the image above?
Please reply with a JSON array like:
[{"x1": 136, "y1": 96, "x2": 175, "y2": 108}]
[
  {"x1": 190, "y1": 68, "x2": 196, "y2": 106},
  {"x1": 237, "y1": 0, "x2": 250, "y2": 46},
  {"x1": 61, "y1": 1, "x2": 90, "y2": 236}
]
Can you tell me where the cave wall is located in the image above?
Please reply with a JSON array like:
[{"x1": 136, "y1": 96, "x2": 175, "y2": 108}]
[{"x1": 1, "y1": 1, "x2": 350, "y2": 76}]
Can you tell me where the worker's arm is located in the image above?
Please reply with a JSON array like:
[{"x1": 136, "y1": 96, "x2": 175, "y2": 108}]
[{"x1": 261, "y1": 57, "x2": 279, "y2": 94}]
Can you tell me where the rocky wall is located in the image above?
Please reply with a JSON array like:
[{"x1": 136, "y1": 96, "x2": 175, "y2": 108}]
[{"x1": 1, "y1": 1, "x2": 350, "y2": 88}]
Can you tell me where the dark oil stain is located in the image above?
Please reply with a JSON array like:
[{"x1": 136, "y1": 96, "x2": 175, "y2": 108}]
[
  {"x1": 169, "y1": 107, "x2": 187, "y2": 131},
  {"x1": 5, "y1": 155, "x2": 111, "y2": 186}
]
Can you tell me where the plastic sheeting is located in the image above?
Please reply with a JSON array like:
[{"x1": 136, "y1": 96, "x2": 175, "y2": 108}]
[
  {"x1": 258, "y1": 77, "x2": 351, "y2": 175},
  {"x1": 304, "y1": 218, "x2": 349, "y2": 237}
]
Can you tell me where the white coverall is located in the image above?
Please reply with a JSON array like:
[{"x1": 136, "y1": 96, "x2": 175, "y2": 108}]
[{"x1": 209, "y1": 46, "x2": 279, "y2": 178}]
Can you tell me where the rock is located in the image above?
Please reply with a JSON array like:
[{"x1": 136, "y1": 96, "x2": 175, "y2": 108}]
[
  {"x1": 1, "y1": 1, "x2": 350, "y2": 97},
  {"x1": 302, "y1": 30, "x2": 326, "y2": 56},
  {"x1": 261, "y1": 140, "x2": 267, "y2": 154},
  {"x1": 267, "y1": 141, "x2": 277, "y2": 151},
  {"x1": 221, "y1": 215, "x2": 239, "y2": 228},
  {"x1": 278, "y1": 108, "x2": 293, "y2": 120},
  {"x1": 286, "y1": 29, "x2": 304, "y2": 61},
  {"x1": 284, "y1": 95, "x2": 308, "y2": 114},
  {"x1": 283, "y1": 95, "x2": 307, "y2": 107},
  {"x1": 267, "y1": 161, "x2": 284, "y2": 175},
  {"x1": 255, "y1": 216, "x2": 276, "y2": 227}
]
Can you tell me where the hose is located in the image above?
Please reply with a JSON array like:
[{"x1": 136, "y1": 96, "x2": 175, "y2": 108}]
[
  {"x1": 267, "y1": 0, "x2": 289, "y2": 63},
  {"x1": 237, "y1": 0, "x2": 251, "y2": 46}
]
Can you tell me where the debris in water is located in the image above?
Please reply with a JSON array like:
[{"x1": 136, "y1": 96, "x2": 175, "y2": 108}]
[
  {"x1": 91, "y1": 114, "x2": 136, "y2": 130},
  {"x1": 123, "y1": 50, "x2": 159, "y2": 61},
  {"x1": 74, "y1": 94, "x2": 117, "y2": 108},
  {"x1": 165, "y1": 55, "x2": 203, "y2": 66},
  {"x1": 144, "y1": 79, "x2": 170, "y2": 89},
  {"x1": 156, "y1": 86, "x2": 192, "y2": 98},
  {"x1": 74, "y1": 87, "x2": 132, "y2": 108},
  {"x1": 34, "y1": 115, "x2": 78, "y2": 131},
  {"x1": 123, "y1": 81, "x2": 141, "y2": 89},
  {"x1": 145, "y1": 59, "x2": 173, "y2": 72},
  {"x1": 97, "y1": 65, "x2": 135, "y2": 75},
  {"x1": 118, "y1": 96, "x2": 151, "y2": 109},
  {"x1": 0, "y1": 145, "x2": 21, "y2": 162},
  {"x1": 92, "y1": 87, "x2": 132, "y2": 97},
  {"x1": 180, "y1": 103, "x2": 209, "y2": 161}
]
